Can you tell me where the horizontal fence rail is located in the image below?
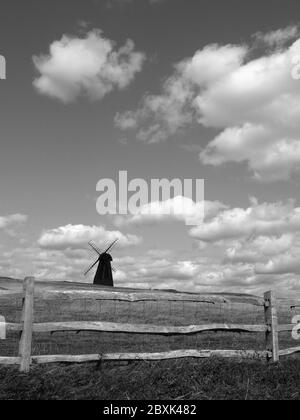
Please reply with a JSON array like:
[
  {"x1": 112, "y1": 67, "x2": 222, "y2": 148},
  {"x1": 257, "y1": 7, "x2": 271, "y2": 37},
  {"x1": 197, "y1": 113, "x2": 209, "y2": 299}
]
[
  {"x1": 0, "y1": 289, "x2": 266, "y2": 306},
  {"x1": 279, "y1": 347, "x2": 300, "y2": 357},
  {"x1": 5, "y1": 321, "x2": 269, "y2": 334},
  {"x1": 0, "y1": 277, "x2": 299, "y2": 372}
]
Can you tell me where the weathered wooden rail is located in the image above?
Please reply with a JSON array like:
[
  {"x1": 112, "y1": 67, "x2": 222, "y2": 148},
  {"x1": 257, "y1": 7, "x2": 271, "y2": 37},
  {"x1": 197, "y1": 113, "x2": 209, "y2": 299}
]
[{"x1": 0, "y1": 277, "x2": 299, "y2": 372}]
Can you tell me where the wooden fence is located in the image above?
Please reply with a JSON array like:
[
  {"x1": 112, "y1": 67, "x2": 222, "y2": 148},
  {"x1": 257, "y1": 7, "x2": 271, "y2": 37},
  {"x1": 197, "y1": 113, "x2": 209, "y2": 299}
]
[{"x1": 0, "y1": 277, "x2": 300, "y2": 373}]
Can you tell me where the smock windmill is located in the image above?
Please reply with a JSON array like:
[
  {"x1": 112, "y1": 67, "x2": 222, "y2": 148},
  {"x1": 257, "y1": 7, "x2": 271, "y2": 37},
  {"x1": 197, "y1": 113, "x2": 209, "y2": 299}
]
[{"x1": 84, "y1": 239, "x2": 118, "y2": 287}]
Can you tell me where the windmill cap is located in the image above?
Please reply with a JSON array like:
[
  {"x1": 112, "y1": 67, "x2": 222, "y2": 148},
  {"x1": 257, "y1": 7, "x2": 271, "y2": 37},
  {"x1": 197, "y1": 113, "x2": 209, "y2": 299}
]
[{"x1": 100, "y1": 253, "x2": 113, "y2": 261}]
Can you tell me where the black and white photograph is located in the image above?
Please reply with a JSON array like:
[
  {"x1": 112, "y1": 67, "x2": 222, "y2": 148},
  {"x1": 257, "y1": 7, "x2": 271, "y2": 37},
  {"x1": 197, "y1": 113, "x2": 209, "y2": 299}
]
[{"x1": 0, "y1": 0, "x2": 300, "y2": 403}]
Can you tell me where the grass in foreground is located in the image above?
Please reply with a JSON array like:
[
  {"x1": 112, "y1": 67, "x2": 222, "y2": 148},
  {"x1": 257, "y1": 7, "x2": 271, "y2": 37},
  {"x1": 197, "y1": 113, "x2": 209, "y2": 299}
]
[{"x1": 0, "y1": 358, "x2": 299, "y2": 400}]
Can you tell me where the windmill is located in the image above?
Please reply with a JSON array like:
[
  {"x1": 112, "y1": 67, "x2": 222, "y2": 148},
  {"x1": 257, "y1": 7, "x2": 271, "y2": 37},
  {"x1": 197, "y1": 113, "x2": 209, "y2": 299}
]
[{"x1": 84, "y1": 239, "x2": 118, "y2": 287}]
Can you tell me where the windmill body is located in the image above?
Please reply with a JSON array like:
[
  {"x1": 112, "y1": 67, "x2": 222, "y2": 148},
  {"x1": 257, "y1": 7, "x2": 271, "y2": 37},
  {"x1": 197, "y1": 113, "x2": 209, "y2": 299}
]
[
  {"x1": 84, "y1": 240, "x2": 118, "y2": 287},
  {"x1": 94, "y1": 253, "x2": 114, "y2": 286}
]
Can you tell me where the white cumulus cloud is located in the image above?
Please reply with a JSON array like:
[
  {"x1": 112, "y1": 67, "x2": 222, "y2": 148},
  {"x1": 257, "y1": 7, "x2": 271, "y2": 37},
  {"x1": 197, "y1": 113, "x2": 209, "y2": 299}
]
[
  {"x1": 190, "y1": 198, "x2": 300, "y2": 242},
  {"x1": 38, "y1": 224, "x2": 142, "y2": 250},
  {"x1": 116, "y1": 28, "x2": 300, "y2": 181},
  {"x1": 33, "y1": 29, "x2": 145, "y2": 103},
  {"x1": 114, "y1": 197, "x2": 226, "y2": 227}
]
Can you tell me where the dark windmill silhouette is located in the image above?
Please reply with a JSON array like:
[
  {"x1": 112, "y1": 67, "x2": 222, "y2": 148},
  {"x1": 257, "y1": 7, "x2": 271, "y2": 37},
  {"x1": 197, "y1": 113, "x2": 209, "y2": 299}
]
[{"x1": 84, "y1": 239, "x2": 118, "y2": 287}]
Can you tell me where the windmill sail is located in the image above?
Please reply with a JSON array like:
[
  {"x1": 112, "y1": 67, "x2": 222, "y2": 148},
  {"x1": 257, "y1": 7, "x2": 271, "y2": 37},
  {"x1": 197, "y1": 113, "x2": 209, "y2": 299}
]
[
  {"x1": 84, "y1": 258, "x2": 99, "y2": 276},
  {"x1": 88, "y1": 241, "x2": 102, "y2": 255},
  {"x1": 104, "y1": 238, "x2": 118, "y2": 254}
]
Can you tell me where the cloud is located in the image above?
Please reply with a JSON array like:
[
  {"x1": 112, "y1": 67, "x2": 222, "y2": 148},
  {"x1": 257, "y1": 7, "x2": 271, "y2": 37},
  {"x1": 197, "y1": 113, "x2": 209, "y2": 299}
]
[
  {"x1": 225, "y1": 234, "x2": 295, "y2": 263},
  {"x1": 33, "y1": 29, "x2": 145, "y2": 103},
  {"x1": 114, "y1": 65, "x2": 197, "y2": 143},
  {"x1": 0, "y1": 214, "x2": 27, "y2": 229},
  {"x1": 0, "y1": 214, "x2": 28, "y2": 236},
  {"x1": 115, "y1": 43, "x2": 247, "y2": 143},
  {"x1": 2, "y1": 241, "x2": 298, "y2": 295},
  {"x1": 254, "y1": 25, "x2": 300, "y2": 49},
  {"x1": 223, "y1": 232, "x2": 300, "y2": 277},
  {"x1": 114, "y1": 197, "x2": 226, "y2": 227},
  {"x1": 255, "y1": 253, "x2": 300, "y2": 275},
  {"x1": 137, "y1": 260, "x2": 199, "y2": 282},
  {"x1": 117, "y1": 28, "x2": 300, "y2": 181},
  {"x1": 2, "y1": 206, "x2": 300, "y2": 295},
  {"x1": 188, "y1": 197, "x2": 300, "y2": 282},
  {"x1": 113, "y1": 245, "x2": 300, "y2": 295},
  {"x1": 198, "y1": 39, "x2": 300, "y2": 181},
  {"x1": 190, "y1": 198, "x2": 300, "y2": 242},
  {"x1": 38, "y1": 224, "x2": 142, "y2": 250},
  {"x1": 115, "y1": 111, "x2": 139, "y2": 130}
]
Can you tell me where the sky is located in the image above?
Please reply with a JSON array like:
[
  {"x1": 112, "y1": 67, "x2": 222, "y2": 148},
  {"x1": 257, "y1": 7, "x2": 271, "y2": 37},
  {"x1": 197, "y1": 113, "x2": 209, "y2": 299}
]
[{"x1": 1, "y1": 0, "x2": 300, "y2": 296}]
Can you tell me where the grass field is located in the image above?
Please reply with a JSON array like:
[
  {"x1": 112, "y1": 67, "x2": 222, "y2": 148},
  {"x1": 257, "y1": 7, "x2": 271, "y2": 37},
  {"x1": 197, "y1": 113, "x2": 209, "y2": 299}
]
[
  {"x1": 0, "y1": 358, "x2": 300, "y2": 400},
  {"x1": 0, "y1": 278, "x2": 299, "y2": 400}
]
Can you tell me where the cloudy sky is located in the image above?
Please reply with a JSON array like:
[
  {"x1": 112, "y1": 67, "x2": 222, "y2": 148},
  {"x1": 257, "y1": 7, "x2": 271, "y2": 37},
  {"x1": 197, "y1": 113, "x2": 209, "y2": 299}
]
[{"x1": 1, "y1": 0, "x2": 300, "y2": 296}]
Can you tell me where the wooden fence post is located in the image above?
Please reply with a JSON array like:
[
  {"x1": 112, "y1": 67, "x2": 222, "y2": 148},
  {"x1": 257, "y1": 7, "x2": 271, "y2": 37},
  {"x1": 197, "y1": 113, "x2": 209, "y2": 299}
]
[
  {"x1": 264, "y1": 291, "x2": 279, "y2": 363},
  {"x1": 19, "y1": 277, "x2": 35, "y2": 373}
]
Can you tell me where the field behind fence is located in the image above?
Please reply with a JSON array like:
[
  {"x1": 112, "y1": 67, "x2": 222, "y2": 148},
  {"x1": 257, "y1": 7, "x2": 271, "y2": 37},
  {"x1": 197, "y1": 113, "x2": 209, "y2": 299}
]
[{"x1": 0, "y1": 277, "x2": 299, "y2": 372}]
